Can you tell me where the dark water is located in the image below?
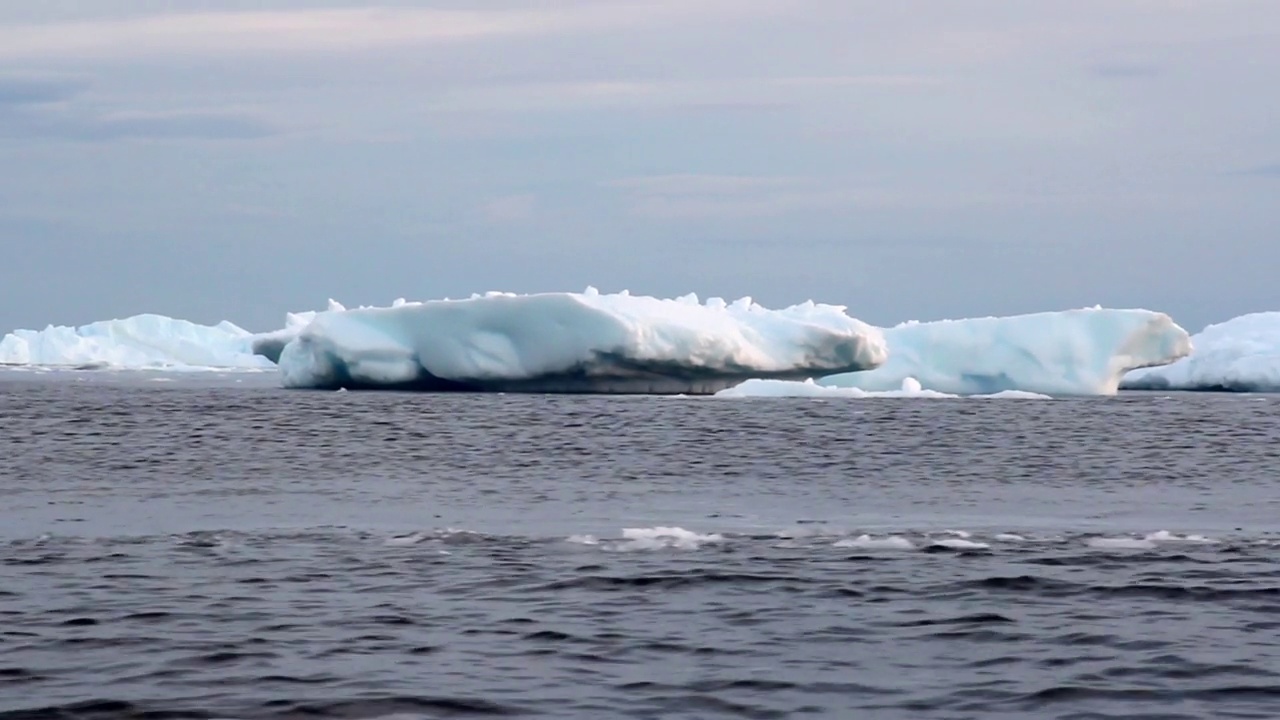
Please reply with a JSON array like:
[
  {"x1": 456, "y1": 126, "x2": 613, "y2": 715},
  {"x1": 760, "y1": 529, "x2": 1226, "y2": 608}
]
[{"x1": 3, "y1": 371, "x2": 1280, "y2": 720}]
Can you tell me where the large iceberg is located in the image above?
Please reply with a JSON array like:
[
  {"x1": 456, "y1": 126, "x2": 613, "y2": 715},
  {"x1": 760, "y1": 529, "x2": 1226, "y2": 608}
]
[
  {"x1": 1121, "y1": 312, "x2": 1280, "y2": 392},
  {"x1": 270, "y1": 288, "x2": 889, "y2": 393},
  {"x1": 818, "y1": 308, "x2": 1192, "y2": 397},
  {"x1": 0, "y1": 314, "x2": 273, "y2": 370},
  {"x1": 2, "y1": 292, "x2": 1215, "y2": 397}
]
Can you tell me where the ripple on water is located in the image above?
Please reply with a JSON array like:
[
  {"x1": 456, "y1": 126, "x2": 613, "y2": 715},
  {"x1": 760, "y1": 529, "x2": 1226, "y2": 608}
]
[{"x1": 1, "y1": 385, "x2": 1279, "y2": 719}]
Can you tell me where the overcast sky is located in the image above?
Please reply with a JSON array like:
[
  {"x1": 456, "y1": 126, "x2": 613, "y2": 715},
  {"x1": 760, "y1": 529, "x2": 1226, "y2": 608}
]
[{"x1": 2, "y1": 0, "x2": 1277, "y2": 333}]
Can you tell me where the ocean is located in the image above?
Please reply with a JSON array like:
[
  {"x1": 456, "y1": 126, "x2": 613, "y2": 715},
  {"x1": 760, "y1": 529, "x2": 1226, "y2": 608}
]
[{"x1": 2, "y1": 371, "x2": 1278, "y2": 720}]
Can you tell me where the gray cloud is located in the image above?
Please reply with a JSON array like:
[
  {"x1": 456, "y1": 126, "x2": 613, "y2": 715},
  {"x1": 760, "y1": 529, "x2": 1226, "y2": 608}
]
[
  {"x1": 73, "y1": 111, "x2": 275, "y2": 141},
  {"x1": 0, "y1": 74, "x2": 89, "y2": 105},
  {"x1": 0, "y1": 76, "x2": 275, "y2": 141},
  {"x1": 1089, "y1": 61, "x2": 1162, "y2": 79},
  {"x1": 1, "y1": 1, "x2": 1279, "y2": 337},
  {"x1": 1234, "y1": 163, "x2": 1280, "y2": 177},
  {"x1": 0, "y1": 2, "x2": 786, "y2": 62}
]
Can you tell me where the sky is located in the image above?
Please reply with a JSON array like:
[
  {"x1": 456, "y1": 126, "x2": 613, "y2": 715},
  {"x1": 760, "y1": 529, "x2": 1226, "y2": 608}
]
[{"x1": 1, "y1": 0, "x2": 1277, "y2": 334}]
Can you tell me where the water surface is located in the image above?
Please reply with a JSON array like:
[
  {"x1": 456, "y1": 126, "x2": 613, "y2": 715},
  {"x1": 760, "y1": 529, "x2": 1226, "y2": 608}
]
[{"x1": 2, "y1": 372, "x2": 1278, "y2": 719}]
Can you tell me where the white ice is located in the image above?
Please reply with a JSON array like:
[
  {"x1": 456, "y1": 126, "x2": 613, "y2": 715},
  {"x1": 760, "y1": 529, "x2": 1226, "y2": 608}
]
[
  {"x1": 273, "y1": 288, "x2": 888, "y2": 393},
  {"x1": 1121, "y1": 311, "x2": 1280, "y2": 393},
  {"x1": 0, "y1": 314, "x2": 274, "y2": 371},
  {"x1": 248, "y1": 299, "x2": 348, "y2": 364},
  {"x1": 715, "y1": 377, "x2": 1053, "y2": 399},
  {"x1": 3, "y1": 293, "x2": 1225, "y2": 398},
  {"x1": 817, "y1": 308, "x2": 1191, "y2": 396}
]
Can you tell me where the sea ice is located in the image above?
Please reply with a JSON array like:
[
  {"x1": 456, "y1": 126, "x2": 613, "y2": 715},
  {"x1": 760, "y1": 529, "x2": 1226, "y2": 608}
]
[
  {"x1": 715, "y1": 377, "x2": 1053, "y2": 399},
  {"x1": 0, "y1": 314, "x2": 274, "y2": 370},
  {"x1": 818, "y1": 308, "x2": 1191, "y2": 396},
  {"x1": 271, "y1": 288, "x2": 889, "y2": 394},
  {"x1": 4, "y1": 292, "x2": 1223, "y2": 398},
  {"x1": 250, "y1": 299, "x2": 348, "y2": 365},
  {"x1": 1121, "y1": 311, "x2": 1280, "y2": 392}
]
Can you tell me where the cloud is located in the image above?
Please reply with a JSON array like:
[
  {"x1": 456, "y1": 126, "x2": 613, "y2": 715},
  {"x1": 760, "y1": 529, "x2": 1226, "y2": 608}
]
[
  {"x1": 607, "y1": 174, "x2": 813, "y2": 195},
  {"x1": 1089, "y1": 61, "x2": 1162, "y2": 79},
  {"x1": 1233, "y1": 163, "x2": 1280, "y2": 177},
  {"x1": 0, "y1": 74, "x2": 89, "y2": 106},
  {"x1": 0, "y1": 78, "x2": 275, "y2": 142},
  {"x1": 606, "y1": 174, "x2": 878, "y2": 220},
  {"x1": 431, "y1": 75, "x2": 938, "y2": 115},
  {"x1": 604, "y1": 172, "x2": 1158, "y2": 221},
  {"x1": 70, "y1": 110, "x2": 275, "y2": 141},
  {"x1": 0, "y1": 2, "x2": 785, "y2": 61},
  {"x1": 482, "y1": 194, "x2": 537, "y2": 224}
]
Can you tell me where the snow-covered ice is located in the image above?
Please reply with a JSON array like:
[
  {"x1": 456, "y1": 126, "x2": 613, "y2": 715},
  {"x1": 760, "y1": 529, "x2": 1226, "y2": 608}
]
[
  {"x1": 250, "y1": 299, "x2": 348, "y2": 365},
  {"x1": 14, "y1": 290, "x2": 1266, "y2": 397},
  {"x1": 0, "y1": 314, "x2": 274, "y2": 370},
  {"x1": 0, "y1": 290, "x2": 886, "y2": 390},
  {"x1": 818, "y1": 308, "x2": 1191, "y2": 397},
  {"x1": 1121, "y1": 311, "x2": 1280, "y2": 393},
  {"x1": 273, "y1": 288, "x2": 888, "y2": 394}
]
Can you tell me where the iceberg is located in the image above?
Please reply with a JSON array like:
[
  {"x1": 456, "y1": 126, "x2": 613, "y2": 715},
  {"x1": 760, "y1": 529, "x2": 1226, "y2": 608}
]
[
  {"x1": 818, "y1": 308, "x2": 1192, "y2": 397},
  {"x1": 271, "y1": 288, "x2": 889, "y2": 393},
  {"x1": 2, "y1": 292, "x2": 1209, "y2": 397},
  {"x1": 1121, "y1": 312, "x2": 1280, "y2": 392},
  {"x1": 0, "y1": 314, "x2": 274, "y2": 370},
  {"x1": 250, "y1": 299, "x2": 349, "y2": 365}
]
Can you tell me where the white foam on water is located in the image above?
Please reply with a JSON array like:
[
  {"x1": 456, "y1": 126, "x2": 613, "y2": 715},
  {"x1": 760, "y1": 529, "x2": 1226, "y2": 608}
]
[
  {"x1": 832, "y1": 534, "x2": 916, "y2": 550},
  {"x1": 383, "y1": 532, "x2": 428, "y2": 547},
  {"x1": 1145, "y1": 530, "x2": 1219, "y2": 544},
  {"x1": 1086, "y1": 530, "x2": 1220, "y2": 550},
  {"x1": 567, "y1": 527, "x2": 725, "y2": 551},
  {"x1": 1087, "y1": 536, "x2": 1158, "y2": 550},
  {"x1": 774, "y1": 525, "x2": 852, "y2": 540},
  {"x1": 619, "y1": 526, "x2": 725, "y2": 551},
  {"x1": 931, "y1": 538, "x2": 991, "y2": 550}
]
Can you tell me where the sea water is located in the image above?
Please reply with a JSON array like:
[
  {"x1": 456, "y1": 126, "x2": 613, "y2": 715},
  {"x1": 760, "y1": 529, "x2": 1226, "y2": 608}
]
[{"x1": 2, "y1": 371, "x2": 1278, "y2": 719}]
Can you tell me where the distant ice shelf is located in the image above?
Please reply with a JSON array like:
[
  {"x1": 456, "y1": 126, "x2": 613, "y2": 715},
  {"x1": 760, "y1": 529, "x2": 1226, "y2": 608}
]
[
  {"x1": 1120, "y1": 312, "x2": 1280, "y2": 393},
  {"x1": 269, "y1": 288, "x2": 889, "y2": 394},
  {"x1": 0, "y1": 314, "x2": 274, "y2": 371}
]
